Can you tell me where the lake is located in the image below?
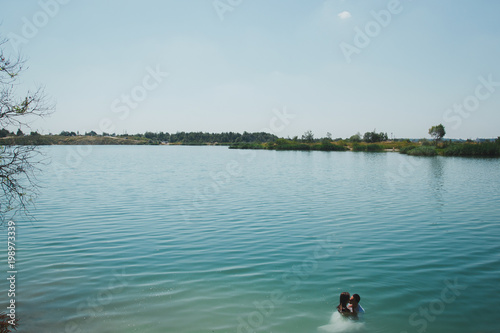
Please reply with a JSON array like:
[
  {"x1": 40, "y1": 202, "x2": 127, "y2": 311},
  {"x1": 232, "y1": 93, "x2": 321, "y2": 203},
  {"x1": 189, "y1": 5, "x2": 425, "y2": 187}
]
[{"x1": 1, "y1": 145, "x2": 499, "y2": 333}]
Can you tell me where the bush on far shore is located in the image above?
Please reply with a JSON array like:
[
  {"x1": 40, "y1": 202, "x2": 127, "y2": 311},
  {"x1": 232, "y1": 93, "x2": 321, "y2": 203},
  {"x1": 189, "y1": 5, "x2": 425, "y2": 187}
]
[
  {"x1": 399, "y1": 146, "x2": 416, "y2": 154},
  {"x1": 352, "y1": 143, "x2": 384, "y2": 152},
  {"x1": 442, "y1": 142, "x2": 500, "y2": 157},
  {"x1": 407, "y1": 146, "x2": 437, "y2": 156}
]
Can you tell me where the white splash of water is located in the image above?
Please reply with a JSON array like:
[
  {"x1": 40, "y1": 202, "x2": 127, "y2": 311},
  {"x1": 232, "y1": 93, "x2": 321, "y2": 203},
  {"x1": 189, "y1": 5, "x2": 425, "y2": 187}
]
[{"x1": 317, "y1": 311, "x2": 366, "y2": 333}]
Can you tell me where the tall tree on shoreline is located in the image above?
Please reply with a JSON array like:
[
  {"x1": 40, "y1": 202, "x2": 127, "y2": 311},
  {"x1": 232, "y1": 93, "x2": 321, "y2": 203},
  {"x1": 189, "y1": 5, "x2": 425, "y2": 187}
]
[
  {"x1": 1, "y1": 36, "x2": 52, "y2": 220},
  {"x1": 429, "y1": 124, "x2": 446, "y2": 143},
  {"x1": 302, "y1": 130, "x2": 315, "y2": 143}
]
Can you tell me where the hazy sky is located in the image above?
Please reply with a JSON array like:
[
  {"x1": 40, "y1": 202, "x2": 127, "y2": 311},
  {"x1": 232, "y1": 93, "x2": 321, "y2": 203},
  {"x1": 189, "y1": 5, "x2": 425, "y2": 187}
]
[{"x1": 2, "y1": 0, "x2": 500, "y2": 139}]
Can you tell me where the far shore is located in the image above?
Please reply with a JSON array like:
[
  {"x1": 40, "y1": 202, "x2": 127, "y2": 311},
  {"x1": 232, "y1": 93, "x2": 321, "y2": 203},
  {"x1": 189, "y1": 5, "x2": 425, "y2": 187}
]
[{"x1": 1, "y1": 134, "x2": 499, "y2": 157}]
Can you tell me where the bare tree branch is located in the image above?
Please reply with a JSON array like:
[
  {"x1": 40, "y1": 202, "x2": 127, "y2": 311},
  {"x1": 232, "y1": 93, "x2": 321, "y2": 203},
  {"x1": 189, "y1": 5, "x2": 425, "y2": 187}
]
[
  {"x1": 1, "y1": 35, "x2": 53, "y2": 221},
  {"x1": 0, "y1": 37, "x2": 26, "y2": 84},
  {"x1": 0, "y1": 145, "x2": 44, "y2": 220}
]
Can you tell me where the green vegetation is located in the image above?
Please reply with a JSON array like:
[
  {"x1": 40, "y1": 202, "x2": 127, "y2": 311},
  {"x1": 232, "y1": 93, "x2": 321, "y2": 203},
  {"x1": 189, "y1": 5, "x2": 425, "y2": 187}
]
[
  {"x1": 363, "y1": 130, "x2": 388, "y2": 143},
  {"x1": 352, "y1": 143, "x2": 384, "y2": 152},
  {"x1": 229, "y1": 138, "x2": 348, "y2": 152},
  {"x1": 0, "y1": 131, "x2": 278, "y2": 146},
  {"x1": 301, "y1": 130, "x2": 315, "y2": 143},
  {"x1": 429, "y1": 124, "x2": 446, "y2": 143},
  {"x1": 2, "y1": 124, "x2": 499, "y2": 158},
  {"x1": 142, "y1": 131, "x2": 278, "y2": 145},
  {"x1": 349, "y1": 132, "x2": 362, "y2": 142},
  {"x1": 406, "y1": 146, "x2": 438, "y2": 157},
  {"x1": 0, "y1": 134, "x2": 149, "y2": 145},
  {"x1": 228, "y1": 143, "x2": 264, "y2": 150},
  {"x1": 441, "y1": 141, "x2": 500, "y2": 157},
  {"x1": 399, "y1": 138, "x2": 500, "y2": 157},
  {"x1": 317, "y1": 139, "x2": 348, "y2": 151},
  {"x1": 399, "y1": 145, "x2": 417, "y2": 154}
]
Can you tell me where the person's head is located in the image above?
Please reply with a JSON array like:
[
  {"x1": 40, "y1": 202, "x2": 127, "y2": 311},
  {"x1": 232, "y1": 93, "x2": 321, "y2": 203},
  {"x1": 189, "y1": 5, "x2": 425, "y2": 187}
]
[
  {"x1": 339, "y1": 292, "x2": 350, "y2": 307},
  {"x1": 349, "y1": 294, "x2": 361, "y2": 306}
]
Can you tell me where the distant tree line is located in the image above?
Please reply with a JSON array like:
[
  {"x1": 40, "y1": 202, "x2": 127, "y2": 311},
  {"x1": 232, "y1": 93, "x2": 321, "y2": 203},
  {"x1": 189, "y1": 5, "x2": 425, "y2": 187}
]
[
  {"x1": 140, "y1": 131, "x2": 278, "y2": 144},
  {"x1": 4, "y1": 124, "x2": 497, "y2": 149},
  {"x1": 362, "y1": 131, "x2": 388, "y2": 143},
  {"x1": 0, "y1": 128, "x2": 391, "y2": 144},
  {"x1": 0, "y1": 128, "x2": 30, "y2": 137},
  {"x1": 1, "y1": 129, "x2": 279, "y2": 143}
]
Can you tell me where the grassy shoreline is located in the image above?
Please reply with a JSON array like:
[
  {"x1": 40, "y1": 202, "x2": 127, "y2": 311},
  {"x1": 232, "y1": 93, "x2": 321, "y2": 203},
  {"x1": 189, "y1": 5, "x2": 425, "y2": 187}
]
[
  {"x1": 0, "y1": 135, "x2": 232, "y2": 146},
  {"x1": 2, "y1": 135, "x2": 499, "y2": 157},
  {"x1": 229, "y1": 139, "x2": 500, "y2": 157}
]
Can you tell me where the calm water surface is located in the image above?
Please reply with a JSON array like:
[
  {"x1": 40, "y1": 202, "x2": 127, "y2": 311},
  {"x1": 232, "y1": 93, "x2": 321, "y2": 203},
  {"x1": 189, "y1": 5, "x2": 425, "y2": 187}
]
[{"x1": 1, "y1": 146, "x2": 499, "y2": 333}]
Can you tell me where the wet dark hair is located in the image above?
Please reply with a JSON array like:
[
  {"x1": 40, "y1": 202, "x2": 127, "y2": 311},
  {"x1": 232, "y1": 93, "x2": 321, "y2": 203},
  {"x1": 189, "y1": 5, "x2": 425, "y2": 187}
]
[
  {"x1": 352, "y1": 294, "x2": 361, "y2": 303},
  {"x1": 339, "y1": 292, "x2": 350, "y2": 308}
]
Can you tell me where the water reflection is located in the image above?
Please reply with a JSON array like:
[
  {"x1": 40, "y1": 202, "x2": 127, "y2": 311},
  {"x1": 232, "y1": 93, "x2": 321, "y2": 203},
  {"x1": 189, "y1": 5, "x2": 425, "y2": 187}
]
[{"x1": 428, "y1": 157, "x2": 445, "y2": 214}]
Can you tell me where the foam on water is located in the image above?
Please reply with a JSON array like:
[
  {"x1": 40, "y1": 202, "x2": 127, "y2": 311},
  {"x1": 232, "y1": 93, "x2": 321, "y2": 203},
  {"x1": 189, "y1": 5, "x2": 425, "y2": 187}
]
[{"x1": 317, "y1": 312, "x2": 366, "y2": 333}]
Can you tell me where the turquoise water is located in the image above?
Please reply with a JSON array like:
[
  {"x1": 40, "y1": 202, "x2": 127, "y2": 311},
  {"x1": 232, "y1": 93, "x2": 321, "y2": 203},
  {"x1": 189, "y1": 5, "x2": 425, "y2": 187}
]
[{"x1": 1, "y1": 146, "x2": 500, "y2": 333}]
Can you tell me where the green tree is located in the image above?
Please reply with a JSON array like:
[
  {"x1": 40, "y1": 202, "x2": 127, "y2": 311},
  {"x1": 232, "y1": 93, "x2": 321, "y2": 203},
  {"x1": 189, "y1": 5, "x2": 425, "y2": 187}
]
[
  {"x1": 349, "y1": 132, "x2": 361, "y2": 142},
  {"x1": 0, "y1": 128, "x2": 11, "y2": 137},
  {"x1": 429, "y1": 124, "x2": 446, "y2": 143},
  {"x1": 301, "y1": 130, "x2": 315, "y2": 143},
  {"x1": 363, "y1": 130, "x2": 388, "y2": 143}
]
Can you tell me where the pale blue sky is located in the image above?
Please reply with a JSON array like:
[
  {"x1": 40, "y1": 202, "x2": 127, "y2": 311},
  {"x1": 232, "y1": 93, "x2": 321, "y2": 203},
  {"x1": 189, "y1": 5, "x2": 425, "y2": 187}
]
[{"x1": 2, "y1": 0, "x2": 500, "y2": 139}]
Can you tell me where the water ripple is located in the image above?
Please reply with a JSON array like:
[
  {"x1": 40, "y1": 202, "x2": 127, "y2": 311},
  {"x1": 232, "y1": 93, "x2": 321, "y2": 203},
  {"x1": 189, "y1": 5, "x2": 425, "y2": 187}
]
[{"x1": 1, "y1": 147, "x2": 499, "y2": 333}]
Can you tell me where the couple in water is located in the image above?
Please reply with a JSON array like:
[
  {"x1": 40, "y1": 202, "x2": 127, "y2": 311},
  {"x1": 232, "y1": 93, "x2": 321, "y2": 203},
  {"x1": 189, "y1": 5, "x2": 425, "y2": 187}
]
[{"x1": 337, "y1": 292, "x2": 364, "y2": 317}]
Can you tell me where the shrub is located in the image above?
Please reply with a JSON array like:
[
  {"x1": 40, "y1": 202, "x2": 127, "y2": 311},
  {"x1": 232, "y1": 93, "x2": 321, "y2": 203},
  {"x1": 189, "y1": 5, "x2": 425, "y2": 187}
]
[
  {"x1": 400, "y1": 146, "x2": 417, "y2": 154},
  {"x1": 365, "y1": 144, "x2": 383, "y2": 152},
  {"x1": 442, "y1": 143, "x2": 500, "y2": 157},
  {"x1": 315, "y1": 142, "x2": 347, "y2": 151},
  {"x1": 352, "y1": 143, "x2": 364, "y2": 151},
  {"x1": 421, "y1": 139, "x2": 433, "y2": 146},
  {"x1": 352, "y1": 143, "x2": 383, "y2": 152},
  {"x1": 228, "y1": 143, "x2": 264, "y2": 149},
  {"x1": 407, "y1": 146, "x2": 437, "y2": 156},
  {"x1": 275, "y1": 143, "x2": 311, "y2": 151}
]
